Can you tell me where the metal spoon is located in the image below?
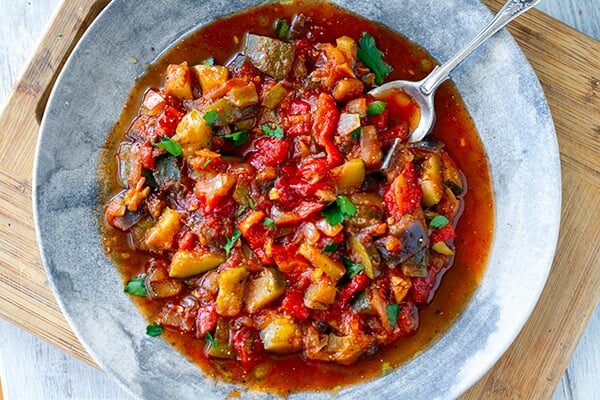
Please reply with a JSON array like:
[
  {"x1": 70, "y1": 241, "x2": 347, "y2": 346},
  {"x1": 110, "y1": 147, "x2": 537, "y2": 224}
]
[{"x1": 372, "y1": 0, "x2": 542, "y2": 170}]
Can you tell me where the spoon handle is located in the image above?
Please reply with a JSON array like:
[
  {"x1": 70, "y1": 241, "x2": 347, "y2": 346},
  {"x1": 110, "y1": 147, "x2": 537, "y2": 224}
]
[{"x1": 420, "y1": 0, "x2": 543, "y2": 95}]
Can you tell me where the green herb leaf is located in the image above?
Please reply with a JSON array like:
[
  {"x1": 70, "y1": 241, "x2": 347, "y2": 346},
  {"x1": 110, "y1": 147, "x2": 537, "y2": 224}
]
[
  {"x1": 321, "y1": 242, "x2": 339, "y2": 254},
  {"x1": 343, "y1": 257, "x2": 364, "y2": 279},
  {"x1": 386, "y1": 304, "x2": 400, "y2": 327},
  {"x1": 154, "y1": 136, "x2": 183, "y2": 157},
  {"x1": 146, "y1": 323, "x2": 163, "y2": 337},
  {"x1": 429, "y1": 215, "x2": 449, "y2": 229},
  {"x1": 366, "y1": 101, "x2": 387, "y2": 116},
  {"x1": 202, "y1": 57, "x2": 215, "y2": 66},
  {"x1": 235, "y1": 205, "x2": 247, "y2": 218},
  {"x1": 337, "y1": 195, "x2": 357, "y2": 217},
  {"x1": 205, "y1": 332, "x2": 218, "y2": 348},
  {"x1": 275, "y1": 19, "x2": 290, "y2": 39},
  {"x1": 223, "y1": 131, "x2": 249, "y2": 147},
  {"x1": 223, "y1": 228, "x2": 241, "y2": 256},
  {"x1": 357, "y1": 32, "x2": 393, "y2": 85},
  {"x1": 124, "y1": 276, "x2": 147, "y2": 296},
  {"x1": 321, "y1": 195, "x2": 357, "y2": 226},
  {"x1": 203, "y1": 110, "x2": 219, "y2": 126},
  {"x1": 261, "y1": 124, "x2": 285, "y2": 139},
  {"x1": 263, "y1": 217, "x2": 277, "y2": 229},
  {"x1": 350, "y1": 128, "x2": 361, "y2": 140}
]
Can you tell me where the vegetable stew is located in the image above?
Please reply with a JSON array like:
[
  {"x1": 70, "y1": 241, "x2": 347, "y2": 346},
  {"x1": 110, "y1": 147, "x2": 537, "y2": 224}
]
[{"x1": 99, "y1": 0, "x2": 494, "y2": 394}]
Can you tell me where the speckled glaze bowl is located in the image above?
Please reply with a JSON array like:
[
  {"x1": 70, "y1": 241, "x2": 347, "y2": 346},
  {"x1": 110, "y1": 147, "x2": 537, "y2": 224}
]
[{"x1": 33, "y1": 0, "x2": 561, "y2": 399}]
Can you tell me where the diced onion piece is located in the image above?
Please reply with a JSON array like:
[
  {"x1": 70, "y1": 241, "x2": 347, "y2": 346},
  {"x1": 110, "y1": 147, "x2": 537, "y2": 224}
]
[
  {"x1": 336, "y1": 113, "x2": 361, "y2": 136},
  {"x1": 315, "y1": 218, "x2": 343, "y2": 237}
]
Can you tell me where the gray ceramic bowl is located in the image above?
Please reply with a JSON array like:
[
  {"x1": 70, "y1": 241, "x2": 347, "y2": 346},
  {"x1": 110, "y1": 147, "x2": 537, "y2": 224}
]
[{"x1": 33, "y1": 0, "x2": 561, "y2": 399}]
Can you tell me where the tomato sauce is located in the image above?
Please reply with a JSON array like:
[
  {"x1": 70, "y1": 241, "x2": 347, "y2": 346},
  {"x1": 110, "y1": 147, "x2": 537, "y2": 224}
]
[{"x1": 98, "y1": 0, "x2": 493, "y2": 394}]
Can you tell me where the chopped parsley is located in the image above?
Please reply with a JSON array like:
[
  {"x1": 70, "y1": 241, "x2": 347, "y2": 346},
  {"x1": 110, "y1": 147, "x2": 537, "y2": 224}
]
[
  {"x1": 366, "y1": 101, "x2": 387, "y2": 116},
  {"x1": 386, "y1": 304, "x2": 400, "y2": 327},
  {"x1": 124, "y1": 276, "x2": 147, "y2": 296},
  {"x1": 343, "y1": 257, "x2": 364, "y2": 279},
  {"x1": 203, "y1": 110, "x2": 219, "y2": 126},
  {"x1": 321, "y1": 195, "x2": 357, "y2": 226},
  {"x1": 146, "y1": 324, "x2": 163, "y2": 337},
  {"x1": 154, "y1": 136, "x2": 182, "y2": 157},
  {"x1": 205, "y1": 332, "x2": 218, "y2": 348},
  {"x1": 357, "y1": 32, "x2": 393, "y2": 84},
  {"x1": 261, "y1": 123, "x2": 285, "y2": 139},
  {"x1": 429, "y1": 215, "x2": 449, "y2": 229},
  {"x1": 350, "y1": 127, "x2": 361, "y2": 140},
  {"x1": 263, "y1": 217, "x2": 277, "y2": 229},
  {"x1": 223, "y1": 228, "x2": 241, "y2": 256},
  {"x1": 321, "y1": 242, "x2": 339, "y2": 254},
  {"x1": 202, "y1": 57, "x2": 215, "y2": 66},
  {"x1": 222, "y1": 131, "x2": 249, "y2": 147},
  {"x1": 275, "y1": 19, "x2": 290, "y2": 39}
]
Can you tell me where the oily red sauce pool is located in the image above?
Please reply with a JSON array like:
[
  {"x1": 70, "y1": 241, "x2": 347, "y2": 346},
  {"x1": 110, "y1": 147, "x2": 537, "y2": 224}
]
[{"x1": 98, "y1": 0, "x2": 493, "y2": 394}]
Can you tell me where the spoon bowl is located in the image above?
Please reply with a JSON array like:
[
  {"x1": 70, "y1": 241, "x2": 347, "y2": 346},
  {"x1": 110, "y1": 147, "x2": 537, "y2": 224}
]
[{"x1": 371, "y1": 0, "x2": 543, "y2": 171}]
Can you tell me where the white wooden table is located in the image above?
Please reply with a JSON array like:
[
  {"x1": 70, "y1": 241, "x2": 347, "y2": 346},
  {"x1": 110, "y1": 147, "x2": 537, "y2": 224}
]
[{"x1": 0, "y1": 1, "x2": 598, "y2": 399}]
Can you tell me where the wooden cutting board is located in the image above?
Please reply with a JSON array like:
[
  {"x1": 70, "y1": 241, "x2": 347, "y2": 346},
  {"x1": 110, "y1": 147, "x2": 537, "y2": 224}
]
[{"x1": 0, "y1": 0, "x2": 598, "y2": 398}]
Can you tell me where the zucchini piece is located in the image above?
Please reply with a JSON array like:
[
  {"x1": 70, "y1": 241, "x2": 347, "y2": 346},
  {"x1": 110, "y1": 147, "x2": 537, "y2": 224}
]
[
  {"x1": 431, "y1": 241, "x2": 455, "y2": 256},
  {"x1": 129, "y1": 216, "x2": 154, "y2": 251},
  {"x1": 440, "y1": 151, "x2": 463, "y2": 195},
  {"x1": 192, "y1": 64, "x2": 229, "y2": 93},
  {"x1": 244, "y1": 34, "x2": 294, "y2": 80},
  {"x1": 401, "y1": 249, "x2": 428, "y2": 277},
  {"x1": 245, "y1": 268, "x2": 286, "y2": 313},
  {"x1": 169, "y1": 250, "x2": 225, "y2": 278},
  {"x1": 421, "y1": 154, "x2": 443, "y2": 207},
  {"x1": 331, "y1": 159, "x2": 365, "y2": 192},
  {"x1": 164, "y1": 62, "x2": 193, "y2": 100},
  {"x1": 260, "y1": 316, "x2": 302, "y2": 353},
  {"x1": 216, "y1": 267, "x2": 249, "y2": 317},
  {"x1": 206, "y1": 318, "x2": 235, "y2": 359},
  {"x1": 146, "y1": 261, "x2": 183, "y2": 299},
  {"x1": 348, "y1": 236, "x2": 375, "y2": 279},
  {"x1": 304, "y1": 279, "x2": 337, "y2": 310},
  {"x1": 262, "y1": 82, "x2": 289, "y2": 109},
  {"x1": 173, "y1": 109, "x2": 212, "y2": 157},
  {"x1": 298, "y1": 242, "x2": 346, "y2": 282},
  {"x1": 144, "y1": 208, "x2": 181, "y2": 250},
  {"x1": 352, "y1": 291, "x2": 375, "y2": 314},
  {"x1": 227, "y1": 82, "x2": 259, "y2": 107},
  {"x1": 203, "y1": 98, "x2": 234, "y2": 127}
]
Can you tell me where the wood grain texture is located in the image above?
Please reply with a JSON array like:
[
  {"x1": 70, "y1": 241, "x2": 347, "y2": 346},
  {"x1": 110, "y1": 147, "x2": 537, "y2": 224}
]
[
  {"x1": 0, "y1": 0, "x2": 597, "y2": 399},
  {"x1": 0, "y1": 0, "x2": 107, "y2": 367}
]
